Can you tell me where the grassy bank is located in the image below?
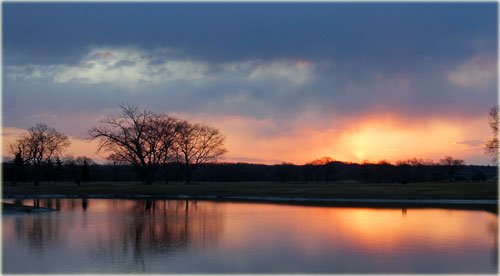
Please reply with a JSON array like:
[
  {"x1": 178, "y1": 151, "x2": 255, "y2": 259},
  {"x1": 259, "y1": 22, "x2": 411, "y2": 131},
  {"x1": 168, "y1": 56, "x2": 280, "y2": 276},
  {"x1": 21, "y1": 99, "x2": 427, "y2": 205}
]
[{"x1": 3, "y1": 181, "x2": 497, "y2": 200}]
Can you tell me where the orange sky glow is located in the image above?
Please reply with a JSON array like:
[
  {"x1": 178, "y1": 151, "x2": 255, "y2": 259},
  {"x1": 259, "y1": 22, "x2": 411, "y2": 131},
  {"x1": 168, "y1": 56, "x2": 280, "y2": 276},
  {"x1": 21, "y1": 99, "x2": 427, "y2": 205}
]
[
  {"x1": 2, "y1": 112, "x2": 492, "y2": 165},
  {"x1": 3, "y1": 3, "x2": 497, "y2": 168}
]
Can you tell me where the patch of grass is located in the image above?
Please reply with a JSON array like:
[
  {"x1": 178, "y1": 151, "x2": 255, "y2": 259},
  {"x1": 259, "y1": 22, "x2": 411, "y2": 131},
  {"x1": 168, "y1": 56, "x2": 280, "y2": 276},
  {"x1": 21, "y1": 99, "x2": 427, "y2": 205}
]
[{"x1": 2, "y1": 180, "x2": 497, "y2": 199}]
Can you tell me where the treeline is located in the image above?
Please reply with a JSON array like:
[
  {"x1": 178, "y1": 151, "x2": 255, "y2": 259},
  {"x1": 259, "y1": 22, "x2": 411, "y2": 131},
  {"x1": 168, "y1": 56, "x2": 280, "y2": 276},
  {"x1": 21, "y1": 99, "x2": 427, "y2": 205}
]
[
  {"x1": 5, "y1": 104, "x2": 498, "y2": 186},
  {"x1": 3, "y1": 156, "x2": 96, "y2": 186},
  {"x1": 2, "y1": 159, "x2": 496, "y2": 185},
  {"x1": 8, "y1": 104, "x2": 227, "y2": 186}
]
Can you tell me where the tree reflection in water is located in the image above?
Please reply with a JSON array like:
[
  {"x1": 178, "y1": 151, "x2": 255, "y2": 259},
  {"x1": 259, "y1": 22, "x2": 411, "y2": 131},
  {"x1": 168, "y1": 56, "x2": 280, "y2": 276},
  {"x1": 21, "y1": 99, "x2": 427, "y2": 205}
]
[
  {"x1": 487, "y1": 218, "x2": 498, "y2": 267},
  {"x1": 8, "y1": 199, "x2": 224, "y2": 272},
  {"x1": 13, "y1": 204, "x2": 67, "y2": 254},
  {"x1": 3, "y1": 199, "x2": 497, "y2": 273},
  {"x1": 11, "y1": 199, "x2": 78, "y2": 254},
  {"x1": 88, "y1": 199, "x2": 224, "y2": 272},
  {"x1": 81, "y1": 199, "x2": 88, "y2": 211}
]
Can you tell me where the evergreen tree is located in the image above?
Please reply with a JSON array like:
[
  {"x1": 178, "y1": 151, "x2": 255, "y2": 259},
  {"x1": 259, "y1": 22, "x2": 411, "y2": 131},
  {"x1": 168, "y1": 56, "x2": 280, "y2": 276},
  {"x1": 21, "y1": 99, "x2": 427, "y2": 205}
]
[
  {"x1": 81, "y1": 158, "x2": 91, "y2": 183},
  {"x1": 43, "y1": 159, "x2": 55, "y2": 185},
  {"x1": 55, "y1": 157, "x2": 64, "y2": 184},
  {"x1": 12, "y1": 151, "x2": 25, "y2": 186}
]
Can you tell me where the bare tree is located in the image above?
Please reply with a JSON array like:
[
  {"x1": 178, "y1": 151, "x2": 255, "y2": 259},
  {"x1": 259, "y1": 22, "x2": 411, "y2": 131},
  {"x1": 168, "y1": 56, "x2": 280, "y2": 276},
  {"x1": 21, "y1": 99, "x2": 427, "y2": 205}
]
[
  {"x1": 9, "y1": 123, "x2": 70, "y2": 186},
  {"x1": 176, "y1": 121, "x2": 227, "y2": 184},
  {"x1": 106, "y1": 152, "x2": 128, "y2": 165},
  {"x1": 89, "y1": 104, "x2": 179, "y2": 185},
  {"x1": 90, "y1": 104, "x2": 155, "y2": 184},
  {"x1": 439, "y1": 156, "x2": 465, "y2": 182},
  {"x1": 156, "y1": 116, "x2": 181, "y2": 184},
  {"x1": 485, "y1": 106, "x2": 498, "y2": 165},
  {"x1": 106, "y1": 153, "x2": 127, "y2": 182},
  {"x1": 308, "y1": 156, "x2": 338, "y2": 184}
]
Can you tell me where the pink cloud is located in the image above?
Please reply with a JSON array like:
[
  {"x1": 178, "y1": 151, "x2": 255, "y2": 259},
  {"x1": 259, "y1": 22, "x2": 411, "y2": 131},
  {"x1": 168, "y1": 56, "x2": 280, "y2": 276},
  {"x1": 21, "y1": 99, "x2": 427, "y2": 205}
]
[{"x1": 447, "y1": 53, "x2": 497, "y2": 88}]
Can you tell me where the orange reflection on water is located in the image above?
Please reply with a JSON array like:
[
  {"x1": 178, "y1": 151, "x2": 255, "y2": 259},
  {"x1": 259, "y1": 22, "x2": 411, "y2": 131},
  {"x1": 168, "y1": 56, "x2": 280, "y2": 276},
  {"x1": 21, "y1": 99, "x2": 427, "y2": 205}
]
[
  {"x1": 220, "y1": 203, "x2": 496, "y2": 255},
  {"x1": 3, "y1": 199, "x2": 497, "y2": 273},
  {"x1": 328, "y1": 208, "x2": 492, "y2": 252}
]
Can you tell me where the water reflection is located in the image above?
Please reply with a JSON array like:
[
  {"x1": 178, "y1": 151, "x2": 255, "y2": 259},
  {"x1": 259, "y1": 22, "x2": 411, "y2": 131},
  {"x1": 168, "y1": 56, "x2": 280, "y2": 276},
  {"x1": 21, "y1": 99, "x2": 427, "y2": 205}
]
[
  {"x1": 91, "y1": 199, "x2": 223, "y2": 272},
  {"x1": 2, "y1": 199, "x2": 497, "y2": 273},
  {"x1": 12, "y1": 209, "x2": 68, "y2": 255},
  {"x1": 17, "y1": 198, "x2": 76, "y2": 211},
  {"x1": 81, "y1": 199, "x2": 88, "y2": 211},
  {"x1": 4, "y1": 199, "x2": 224, "y2": 273},
  {"x1": 487, "y1": 218, "x2": 498, "y2": 265}
]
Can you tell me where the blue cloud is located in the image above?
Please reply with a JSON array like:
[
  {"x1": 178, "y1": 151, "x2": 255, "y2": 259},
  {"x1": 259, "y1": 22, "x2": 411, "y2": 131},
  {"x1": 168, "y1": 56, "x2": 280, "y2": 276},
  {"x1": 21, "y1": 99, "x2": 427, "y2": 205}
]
[
  {"x1": 4, "y1": 3, "x2": 497, "y2": 67},
  {"x1": 2, "y1": 2, "x2": 498, "y2": 148}
]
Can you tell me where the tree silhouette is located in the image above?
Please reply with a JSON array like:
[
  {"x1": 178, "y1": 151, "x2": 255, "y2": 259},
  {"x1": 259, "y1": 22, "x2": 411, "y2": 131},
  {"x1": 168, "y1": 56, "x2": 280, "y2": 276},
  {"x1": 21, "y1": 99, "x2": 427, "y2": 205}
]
[
  {"x1": 77, "y1": 157, "x2": 92, "y2": 184},
  {"x1": 302, "y1": 163, "x2": 315, "y2": 184},
  {"x1": 485, "y1": 106, "x2": 498, "y2": 165},
  {"x1": 90, "y1": 104, "x2": 179, "y2": 185},
  {"x1": 175, "y1": 120, "x2": 227, "y2": 184},
  {"x1": 42, "y1": 158, "x2": 55, "y2": 185},
  {"x1": 65, "y1": 157, "x2": 81, "y2": 186},
  {"x1": 275, "y1": 162, "x2": 294, "y2": 183},
  {"x1": 90, "y1": 104, "x2": 226, "y2": 184},
  {"x1": 106, "y1": 153, "x2": 124, "y2": 182},
  {"x1": 439, "y1": 156, "x2": 465, "y2": 182},
  {"x1": 55, "y1": 157, "x2": 64, "y2": 184},
  {"x1": 9, "y1": 123, "x2": 70, "y2": 186},
  {"x1": 158, "y1": 116, "x2": 181, "y2": 184},
  {"x1": 11, "y1": 150, "x2": 26, "y2": 186},
  {"x1": 308, "y1": 157, "x2": 339, "y2": 184}
]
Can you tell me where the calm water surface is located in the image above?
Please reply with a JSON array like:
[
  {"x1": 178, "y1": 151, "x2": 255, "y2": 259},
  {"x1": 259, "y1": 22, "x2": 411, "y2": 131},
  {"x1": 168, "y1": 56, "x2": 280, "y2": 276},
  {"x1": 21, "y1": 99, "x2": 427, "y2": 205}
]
[{"x1": 2, "y1": 199, "x2": 497, "y2": 273}]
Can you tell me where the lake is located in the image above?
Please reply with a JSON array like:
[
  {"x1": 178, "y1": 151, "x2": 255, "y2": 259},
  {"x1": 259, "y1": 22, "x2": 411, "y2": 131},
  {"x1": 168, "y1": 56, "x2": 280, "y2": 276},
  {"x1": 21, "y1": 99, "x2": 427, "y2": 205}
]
[{"x1": 2, "y1": 199, "x2": 497, "y2": 273}]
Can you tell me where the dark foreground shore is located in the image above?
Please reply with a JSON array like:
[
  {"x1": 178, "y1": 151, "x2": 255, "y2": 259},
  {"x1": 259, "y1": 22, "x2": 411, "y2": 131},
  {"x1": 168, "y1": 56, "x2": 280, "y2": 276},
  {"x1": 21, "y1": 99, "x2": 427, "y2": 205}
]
[
  {"x1": 3, "y1": 181, "x2": 497, "y2": 213},
  {"x1": 2, "y1": 202, "x2": 57, "y2": 214},
  {"x1": 3, "y1": 180, "x2": 497, "y2": 198}
]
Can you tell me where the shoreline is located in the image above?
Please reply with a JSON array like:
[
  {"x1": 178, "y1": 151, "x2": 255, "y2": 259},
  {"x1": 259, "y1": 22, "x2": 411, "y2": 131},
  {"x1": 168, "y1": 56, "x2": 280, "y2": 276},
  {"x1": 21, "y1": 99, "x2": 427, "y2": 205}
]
[
  {"x1": 2, "y1": 202, "x2": 58, "y2": 214},
  {"x1": 3, "y1": 193, "x2": 497, "y2": 204},
  {"x1": 4, "y1": 181, "x2": 497, "y2": 212},
  {"x1": 3, "y1": 194, "x2": 497, "y2": 210}
]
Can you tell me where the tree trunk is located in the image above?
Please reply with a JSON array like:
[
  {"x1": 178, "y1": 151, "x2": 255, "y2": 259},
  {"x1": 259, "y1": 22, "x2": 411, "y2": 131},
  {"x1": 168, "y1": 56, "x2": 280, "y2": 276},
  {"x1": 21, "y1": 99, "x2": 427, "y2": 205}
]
[
  {"x1": 145, "y1": 166, "x2": 155, "y2": 185},
  {"x1": 33, "y1": 165, "x2": 41, "y2": 186},
  {"x1": 139, "y1": 165, "x2": 154, "y2": 185},
  {"x1": 184, "y1": 164, "x2": 191, "y2": 184},
  {"x1": 163, "y1": 165, "x2": 169, "y2": 185}
]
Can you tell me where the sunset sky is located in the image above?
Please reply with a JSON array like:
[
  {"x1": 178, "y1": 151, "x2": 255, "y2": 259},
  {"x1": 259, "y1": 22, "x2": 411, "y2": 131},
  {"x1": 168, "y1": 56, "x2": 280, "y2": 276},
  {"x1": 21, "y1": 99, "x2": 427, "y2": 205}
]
[{"x1": 3, "y1": 3, "x2": 498, "y2": 165}]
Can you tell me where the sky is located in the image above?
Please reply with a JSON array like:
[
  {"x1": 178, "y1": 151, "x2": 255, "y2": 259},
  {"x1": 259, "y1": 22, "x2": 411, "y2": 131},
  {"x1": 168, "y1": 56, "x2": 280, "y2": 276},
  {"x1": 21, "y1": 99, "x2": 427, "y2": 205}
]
[{"x1": 2, "y1": 2, "x2": 498, "y2": 165}]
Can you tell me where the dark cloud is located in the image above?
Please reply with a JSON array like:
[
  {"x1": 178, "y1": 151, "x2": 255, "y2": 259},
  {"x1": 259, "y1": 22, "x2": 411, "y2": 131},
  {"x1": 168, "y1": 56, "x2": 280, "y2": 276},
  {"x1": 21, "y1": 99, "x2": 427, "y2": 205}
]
[
  {"x1": 2, "y1": 2, "x2": 498, "y2": 148},
  {"x1": 4, "y1": 3, "x2": 497, "y2": 67},
  {"x1": 3, "y1": 50, "x2": 497, "y2": 140}
]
